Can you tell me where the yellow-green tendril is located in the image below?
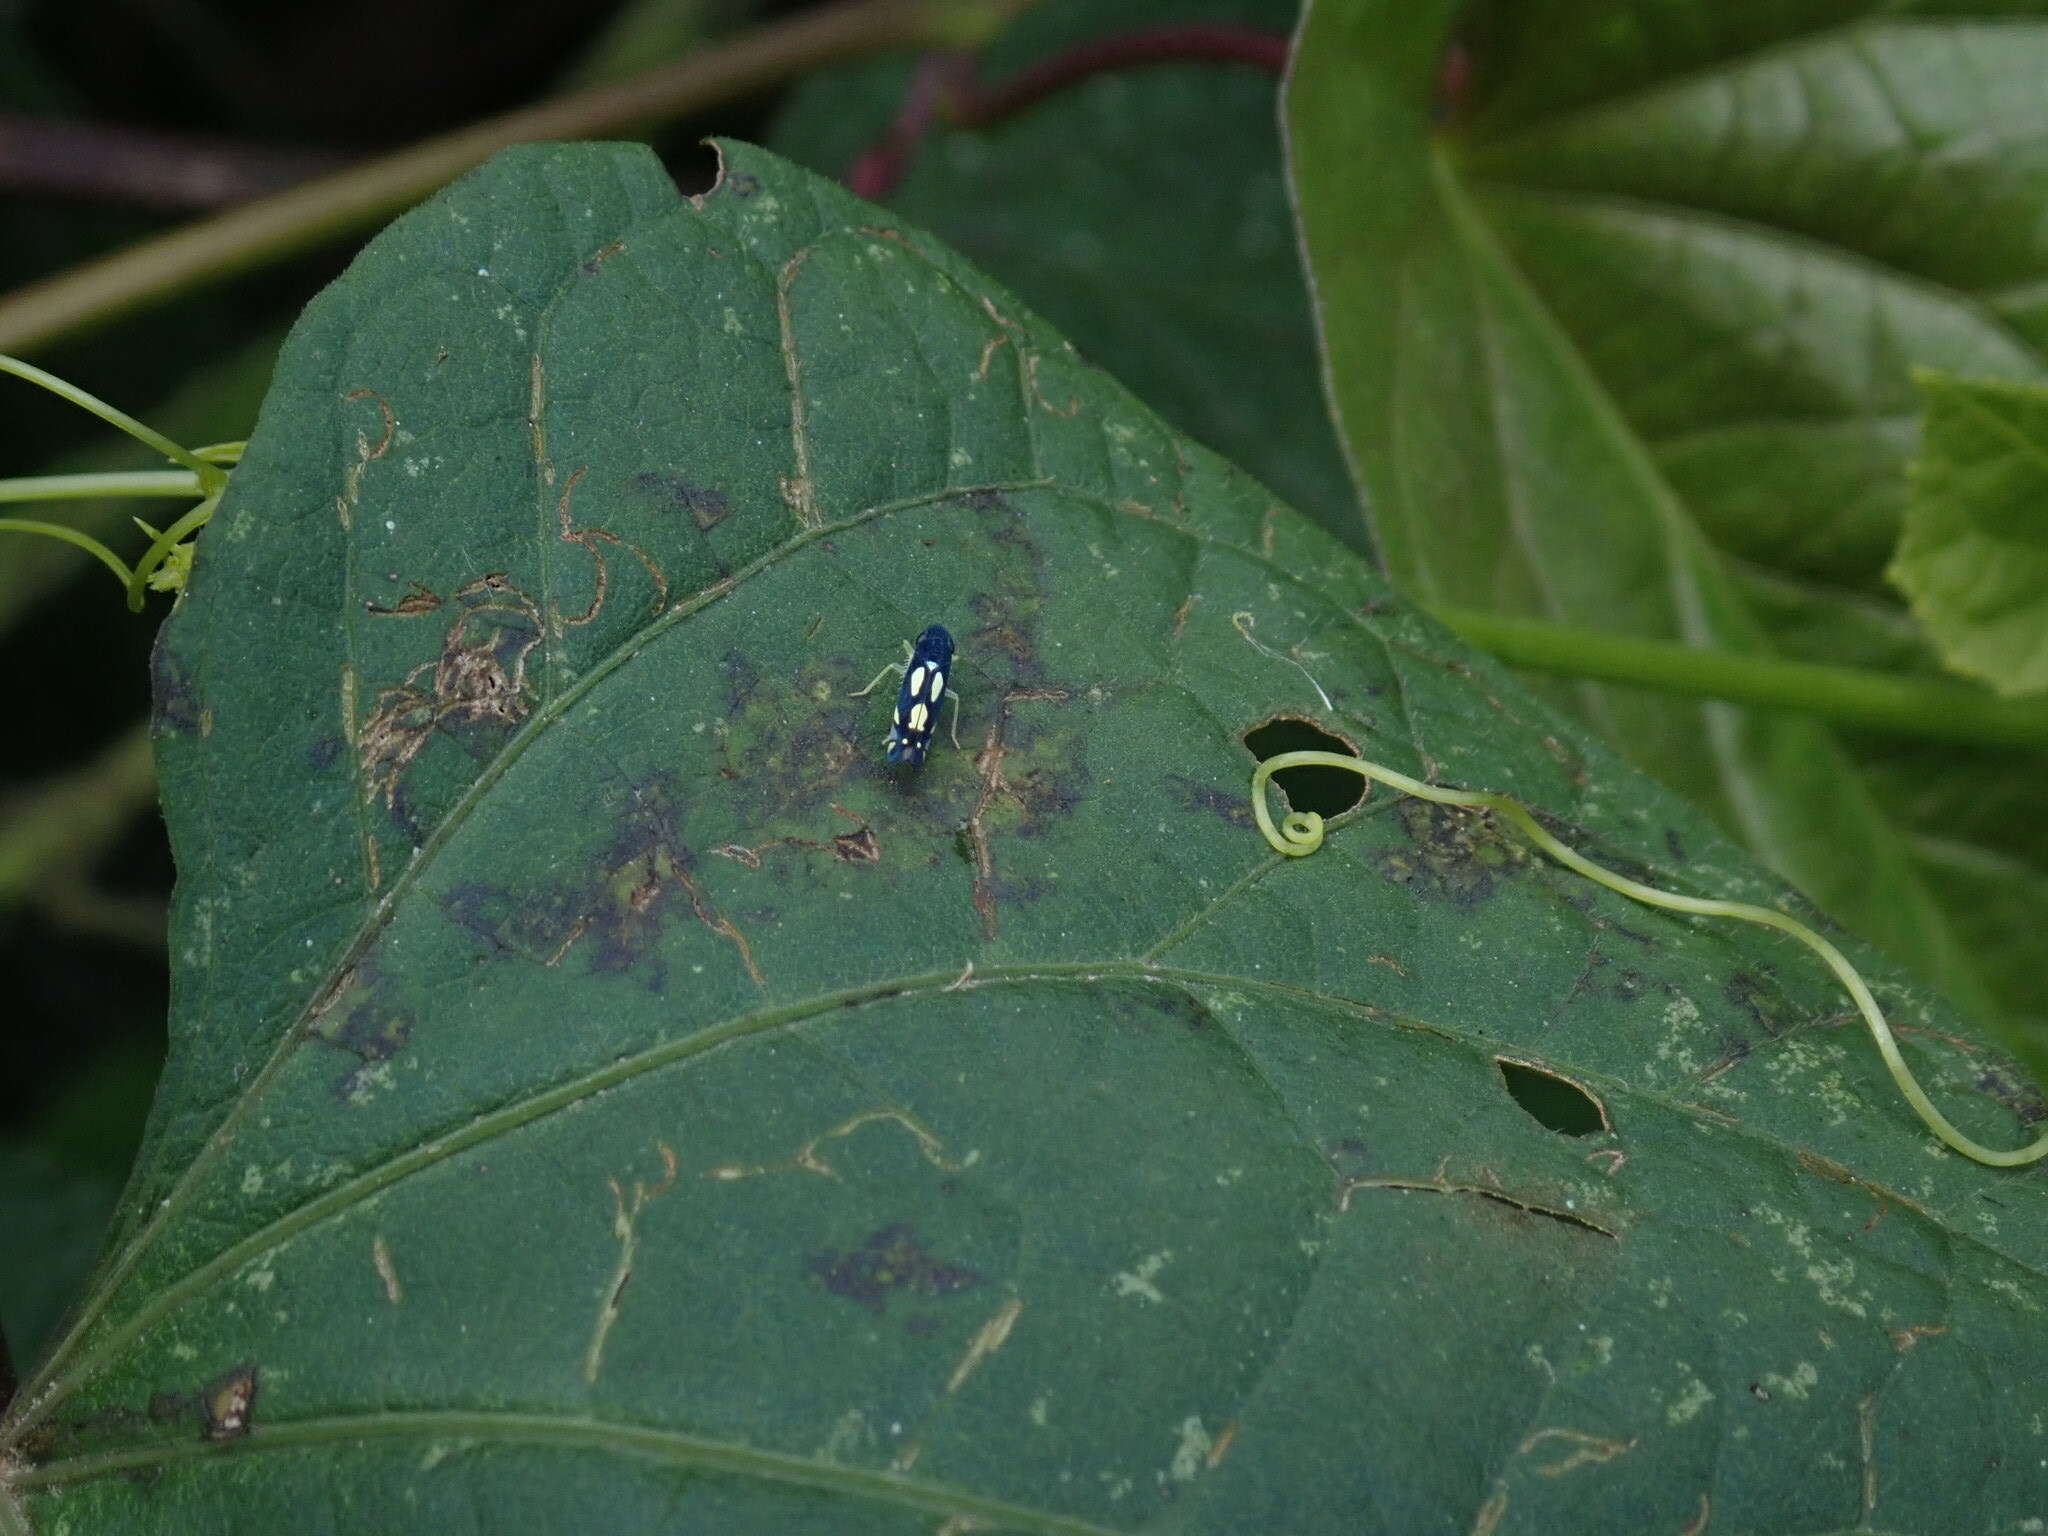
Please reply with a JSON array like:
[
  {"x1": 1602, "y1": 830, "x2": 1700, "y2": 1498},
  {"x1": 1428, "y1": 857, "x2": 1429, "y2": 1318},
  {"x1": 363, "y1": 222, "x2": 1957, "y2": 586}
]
[
  {"x1": 1250, "y1": 749, "x2": 2048, "y2": 1169},
  {"x1": 0, "y1": 353, "x2": 226, "y2": 493},
  {"x1": 126, "y1": 494, "x2": 219, "y2": 608},
  {"x1": 0, "y1": 517, "x2": 134, "y2": 587},
  {"x1": 0, "y1": 356, "x2": 239, "y2": 604}
]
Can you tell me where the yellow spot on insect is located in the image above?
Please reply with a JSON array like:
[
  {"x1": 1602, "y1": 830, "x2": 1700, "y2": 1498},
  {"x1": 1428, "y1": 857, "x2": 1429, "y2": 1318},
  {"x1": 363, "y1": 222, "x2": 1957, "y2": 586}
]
[
  {"x1": 929, "y1": 672, "x2": 944, "y2": 701},
  {"x1": 908, "y1": 702, "x2": 929, "y2": 732},
  {"x1": 908, "y1": 664, "x2": 926, "y2": 695}
]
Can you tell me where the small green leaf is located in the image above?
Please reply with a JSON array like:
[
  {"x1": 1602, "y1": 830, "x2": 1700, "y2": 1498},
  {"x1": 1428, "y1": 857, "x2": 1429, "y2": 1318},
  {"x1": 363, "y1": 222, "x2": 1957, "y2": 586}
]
[
  {"x1": 8, "y1": 140, "x2": 2048, "y2": 1534},
  {"x1": 1891, "y1": 371, "x2": 2048, "y2": 695}
]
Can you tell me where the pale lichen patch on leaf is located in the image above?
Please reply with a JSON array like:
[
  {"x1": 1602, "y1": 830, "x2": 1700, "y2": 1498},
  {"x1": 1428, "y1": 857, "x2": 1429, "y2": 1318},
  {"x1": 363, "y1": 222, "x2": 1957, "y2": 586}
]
[
  {"x1": 1760, "y1": 1361, "x2": 1819, "y2": 1401},
  {"x1": 1665, "y1": 1367, "x2": 1715, "y2": 1427},
  {"x1": 817, "y1": 1407, "x2": 873, "y2": 1464},
  {"x1": 1166, "y1": 1415, "x2": 1213, "y2": 1483},
  {"x1": 1110, "y1": 1250, "x2": 1173, "y2": 1304}
]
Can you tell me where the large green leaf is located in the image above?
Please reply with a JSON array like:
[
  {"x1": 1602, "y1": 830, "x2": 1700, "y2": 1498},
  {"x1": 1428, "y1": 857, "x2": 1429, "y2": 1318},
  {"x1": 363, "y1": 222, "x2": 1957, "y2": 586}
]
[
  {"x1": 1284, "y1": 0, "x2": 2045, "y2": 1024},
  {"x1": 8, "y1": 141, "x2": 2048, "y2": 1534},
  {"x1": 769, "y1": 0, "x2": 1360, "y2": 546}
]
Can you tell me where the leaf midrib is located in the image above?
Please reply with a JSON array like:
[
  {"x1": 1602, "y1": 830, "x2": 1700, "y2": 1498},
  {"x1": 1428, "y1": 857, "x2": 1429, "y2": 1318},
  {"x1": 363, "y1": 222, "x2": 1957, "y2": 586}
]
[
  {"x1": 3, "y1": 478, "x2": 1043, "y2": 1435},
  {"x1": 25, "y1": 935, "x2": 2048, "y2": 1460},
  {"x1": 15, "y1": 1408, "x2": 1125, "y2": 1536},
  {"x1": 7, "y1": 466, "x2": 1375, "y2": 1439}
]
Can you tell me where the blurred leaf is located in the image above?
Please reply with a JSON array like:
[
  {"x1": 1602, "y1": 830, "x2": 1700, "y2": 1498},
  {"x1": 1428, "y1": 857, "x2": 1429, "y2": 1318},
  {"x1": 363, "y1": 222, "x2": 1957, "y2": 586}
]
[
  {"x1": 0, "y1": 1040, "x2": 156, "y2": 1372},
  {"x1": 770, "y1": 0, "x2": 1361, "y2": 545},
  {"x1": 22, "y1": 1038, "x2": 161, "y2": 1182},
  {"x1": 1731, "y1": 562, "x2": 2048, "y2": 1058},
  {"x1": 7, "y1": 140, "x2": 2048, "y2": 1534},
  {"x1": 1460, "y1": 0, "x2": 2048, "y2": 587},
  {"x1": 1890, "y1": 370, "x2": 2048, "y2": 696},
  {"x1": 1911, "y1": 833, "x2": 2048, "y2": 1042},
  {"x1": 1734, "y1": 563, "x2": 1942, "y2": 677},
  {"x1": 556, "y1": 0, "x2": 741, "y2": 90},
  {"x1": 1854, "y1": 731, "x2": 2048, "y2": 1063},
  {"x1": 1285, "y1": 0, "x2": 2032, "y2": 1023},
  {"x1": 0, "y1": 1146, "x2": 122, "y2": 1382}
]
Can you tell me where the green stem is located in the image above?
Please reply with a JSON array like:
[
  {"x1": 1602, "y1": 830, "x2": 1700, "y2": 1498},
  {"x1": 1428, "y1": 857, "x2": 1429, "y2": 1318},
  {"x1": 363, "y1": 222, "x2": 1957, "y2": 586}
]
[
  {"x1": 0, "y1": 0, "x2": 1030, "y2": 356},
  {"x1": 0, "y1": 470, "x2": 202, "y2": 503},
  {"x1": 1435, "y1": 605, "x2": 2048, "y2": 751},
  {"x1": 1250, "y1": 749, "x2": 2048, "y2": 1168},
  {"x1": 0, "y1": 519, "x2": 133, "y2": 587},
  {"x1": 0, "y1": 355, "x2": 221, "y2": 489}
]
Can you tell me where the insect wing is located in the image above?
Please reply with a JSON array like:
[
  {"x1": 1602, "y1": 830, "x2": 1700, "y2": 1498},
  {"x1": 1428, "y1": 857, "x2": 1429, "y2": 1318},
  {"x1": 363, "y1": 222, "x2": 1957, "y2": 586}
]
[{"x1": 886, "y1": 639, "x2": 950, "y2": 766}]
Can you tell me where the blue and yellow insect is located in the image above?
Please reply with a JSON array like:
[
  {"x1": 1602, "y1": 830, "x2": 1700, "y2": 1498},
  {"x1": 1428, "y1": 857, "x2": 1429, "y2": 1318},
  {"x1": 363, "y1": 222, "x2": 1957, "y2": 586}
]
[{"x1": 850, "y1": 624, "x2": 960, "y2": 767}]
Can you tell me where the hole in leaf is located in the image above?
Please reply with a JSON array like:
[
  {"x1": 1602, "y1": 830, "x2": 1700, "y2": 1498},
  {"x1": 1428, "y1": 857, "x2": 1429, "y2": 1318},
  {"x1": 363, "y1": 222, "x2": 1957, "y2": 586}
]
[
  {"x1": 1496, "y1": 1058, "x2": 1609, "y2": 1138},
  {"x1": 1242, "y1": 717, "x2": 1365, "y2": 817}
]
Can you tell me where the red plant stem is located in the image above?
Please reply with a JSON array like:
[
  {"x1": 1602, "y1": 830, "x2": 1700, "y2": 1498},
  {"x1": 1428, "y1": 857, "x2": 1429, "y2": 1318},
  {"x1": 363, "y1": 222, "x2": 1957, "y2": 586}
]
[
  {"x1": 850, "y1": 23, "x2": 1288, "y2": 199},
  {"x1": 846, "y1": 51, "x2": 971, "y2": 201},
  {"x1": 952, "y1": 23, "x2": 1287, "y2": 128}
]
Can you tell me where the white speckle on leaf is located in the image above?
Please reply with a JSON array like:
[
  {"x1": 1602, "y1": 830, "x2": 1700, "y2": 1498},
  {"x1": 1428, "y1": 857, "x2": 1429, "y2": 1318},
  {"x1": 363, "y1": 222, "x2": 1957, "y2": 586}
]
[
  {"x1": 1804, "y1": 1258, "x2": 1869, "y2": 1318},
  {"x1": 1761, "y1": 1361, "x2": 1818, "y2": 1400},
  {"x1": 1666, "y1": 1369, "x2": 1715, "y2": 1426},
  {"x1": 347, "y1": 1061, "x2": 396, "y2": 1104},
  {"x1": 419, "y1": 1443, "x2": 458, "y2": 1471},
  {"x1": 1988, "y1": 1275, "x2": 2041, "y2": 1312},
  {"x1": 1112, "y1": 1250, "x2": 1173, "y2": 1304},
  {"x1": 818, "y1": 1408, "x2": 870, "y2": 1463},
  {"x1": 1167, "y1": 1417, "x2": 1212, "y2": 1482}
]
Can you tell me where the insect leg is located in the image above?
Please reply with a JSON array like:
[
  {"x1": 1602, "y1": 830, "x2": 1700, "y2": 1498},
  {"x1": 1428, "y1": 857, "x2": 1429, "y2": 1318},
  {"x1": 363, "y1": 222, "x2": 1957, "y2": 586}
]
[
  {"x1": 847, "y1": 639, "x2": 916, "y2": 698},
  {"x1": 848, "y1": 662, "x2": 903, "y2": 699}
]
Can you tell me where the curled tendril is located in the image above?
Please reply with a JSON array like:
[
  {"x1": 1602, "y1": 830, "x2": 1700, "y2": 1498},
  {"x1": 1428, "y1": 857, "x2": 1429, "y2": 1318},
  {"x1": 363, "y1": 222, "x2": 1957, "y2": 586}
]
[{"x1": 1250, "y1": 749, "x2": 2048, "y2": 1169}]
